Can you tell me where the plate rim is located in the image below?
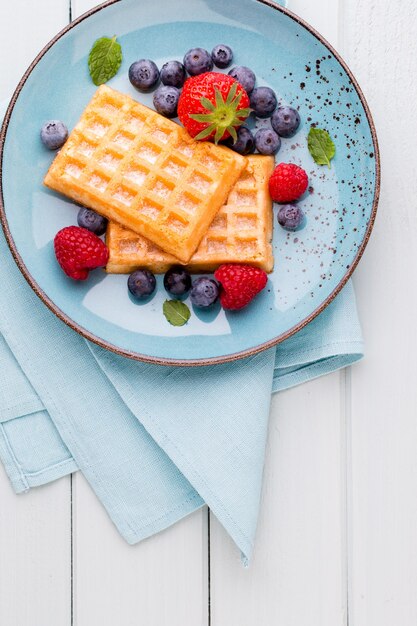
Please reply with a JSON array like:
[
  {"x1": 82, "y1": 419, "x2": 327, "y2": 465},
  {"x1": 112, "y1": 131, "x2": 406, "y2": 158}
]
[{"x1": 0, "y1": 0, "x2": 380, "y2": 367}]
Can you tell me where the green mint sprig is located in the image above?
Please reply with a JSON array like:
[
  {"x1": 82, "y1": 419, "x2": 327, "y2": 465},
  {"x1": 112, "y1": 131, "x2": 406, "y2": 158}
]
[
  {"x1": 307, "y1": 127, "x2": 336, "y2": 168},
  {"x1": 88, "y1": 35, "x2": 122, "y2": 86},
  {"x1": 163, "y1": 300, "x2": 191, "y2": 327}
]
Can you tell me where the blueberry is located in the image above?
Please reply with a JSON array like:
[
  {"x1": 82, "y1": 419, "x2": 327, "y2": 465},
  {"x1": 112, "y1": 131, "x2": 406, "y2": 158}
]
[
  {"x1": 77, "y1": 207, "x2": 108, "y2": 236},
  {"x1": 40, "y1": 120, "x2": 68, "y2": 150},
  {"x1": 128, "y1": 270, "x2": 156, "y2": 298},
  {"x1": 224, "y1": 126, "x2": 255, "y2": 155},
  {"x1": 254, "y1": 128, "x2": 281, "y2": 155},
  {"x1": 153, "y1": 86, "x2": 180, "y2": 118},
  {"x1": 250, "y1": 87, "x2": 277, "y2": 118},
  {"x1": 271, "y1": 106, "x2": 301, "y2": 138},
  {"x1": 183, "y1": 48, "x2": 213, "y2": 76},
  {"x1": 164, "y1": 266, "x2": 192, "y2": 296},
  {"x1": 160, "y1": 60, "x2": 186, "y2": 88},
  {"x1": 211, "y1": 44, "x2": 233, "y2": 69},
  {"x1": 190, "y1": 277, "x2": 219, "y2": 308},
  {"x1": 129, "y1": 59, "x2": 160, "y2": 92},
  {"x1": 277, "y1": 204, "x2": 305, "y2": 231},
  {"x1": 227, "y1": 66, "x2": 256, "y2": 94}
]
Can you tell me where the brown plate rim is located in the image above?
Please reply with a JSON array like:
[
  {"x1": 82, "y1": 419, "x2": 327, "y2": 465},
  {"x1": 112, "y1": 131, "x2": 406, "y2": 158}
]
[{"x1": 0, "y1": 0, "x2": 380, "y2": 367}]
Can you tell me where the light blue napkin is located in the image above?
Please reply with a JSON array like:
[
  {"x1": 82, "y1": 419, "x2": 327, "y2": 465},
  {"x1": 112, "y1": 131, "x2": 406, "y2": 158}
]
[
  {"x1": 0, "y1": 226, "x2": 362, "y2": 561},
  {"x1": 0, "y1": 88, "x2": 363, "y2": 562}
]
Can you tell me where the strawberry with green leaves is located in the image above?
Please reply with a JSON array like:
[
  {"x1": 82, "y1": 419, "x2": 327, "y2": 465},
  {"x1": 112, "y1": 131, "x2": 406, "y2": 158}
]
[{"x1": 177, "y1": 72, "x2": 251, "y2": 143}]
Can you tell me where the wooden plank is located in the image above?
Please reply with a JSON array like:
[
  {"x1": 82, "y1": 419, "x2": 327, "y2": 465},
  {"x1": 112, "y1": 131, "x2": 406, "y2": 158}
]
[
  {"x1": 343, "y1": 0, "x2": 417, "y2": 624},
  {"x1": 0, "y1": 2, "x2": 72, "y2": 625},
  {"x1": 0, "y1": 0, "x2": 69, "y2": 97},
  {"x1": 69, "y1": 3, "x2": 208, "y2": 625},
  {"x1": 0, "y1": 466, "x2": 71, "y2": 625},
  {"x1": 290, "y1": 0, "x2": 339, "y2": 47},
  {"x1": 71, "y1": 0, "x2": 102, "y2": 18},
  {"x1": 73, "y1": 474, "x2": 209, "y2": 626},
  {"x1": 210, "y1": 375, "x2": 347, "y2": 626},
  {"x1": 210, "y1": 3, "x2": 347, "y2": 625}
]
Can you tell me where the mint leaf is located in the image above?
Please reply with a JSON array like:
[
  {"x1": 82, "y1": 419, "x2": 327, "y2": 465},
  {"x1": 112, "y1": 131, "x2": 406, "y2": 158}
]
[
  {"x1": 163, "y1": 300, "x2": 191, "y2": 327},
  {"x1": 88, "y1": 35, "x2": 122, "y2": 86},
  {"x1": 307, "y1": 127, "x2": 336, "y2": 168}
]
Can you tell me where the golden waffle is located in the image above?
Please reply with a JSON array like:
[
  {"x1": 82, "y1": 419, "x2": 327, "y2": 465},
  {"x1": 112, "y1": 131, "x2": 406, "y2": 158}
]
[
  {"x1": 44, "y1": 85, "x2": 246, "y2": 263},
  {"x1": 106, "y1": 155, "x2": 275, "y2": 274}
]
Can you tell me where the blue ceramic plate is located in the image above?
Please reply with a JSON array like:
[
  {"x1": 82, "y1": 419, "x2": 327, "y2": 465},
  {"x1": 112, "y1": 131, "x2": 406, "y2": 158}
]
[{"x1": 0, "y1": 0, "x2": 379, "y2": 365}]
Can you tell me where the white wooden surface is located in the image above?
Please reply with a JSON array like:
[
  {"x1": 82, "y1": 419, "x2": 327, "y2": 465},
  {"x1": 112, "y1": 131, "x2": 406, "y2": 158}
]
[{"x1": 0, "y1": 0, "x2": 415, "y2": 624}]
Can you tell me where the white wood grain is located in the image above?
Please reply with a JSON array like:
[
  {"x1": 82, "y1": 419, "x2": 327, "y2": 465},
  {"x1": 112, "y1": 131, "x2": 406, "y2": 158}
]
[
  {"x1": 0, "y1": 466, "x2": 71, "y2": 625},
  {"x1": 0, "y1": 3, "x2": 72, "y2": 625},
  {"x1": 342, "y1": 1, "x2": 417, "y2": 625},
  {"x1": 73, "y1": 474, "x2": 209, "y2": 626},
  {"x1": 69, "y1": 3, "x2": 208, "y2": 625},
  {"x1": 210, "y1": 375, "x2": 347, "y2": 626},
  {"x1": 209, "y1": 3, "x2": 347, "y2": 625},
  {"x1": 290, "y1": 0, "x2": 340, "y2": 47},
  {"x1": 0, "y1": 0, "x2": 69, "y2": 97}
]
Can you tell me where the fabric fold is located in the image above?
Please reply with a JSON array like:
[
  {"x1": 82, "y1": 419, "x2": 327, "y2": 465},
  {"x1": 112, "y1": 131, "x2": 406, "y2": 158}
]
[
  {"x1": 88, "y1": 343, "x2": 276, "y2": 559},
  {"x1": 0, "y1": 334, "x2": 78, "y2": 492},
  {"x1": 273, "y1": 281, "x2": 363, "y2": 391},
  {"x1": 0, "y1": 230, "x2": 206, "y2": 544}
]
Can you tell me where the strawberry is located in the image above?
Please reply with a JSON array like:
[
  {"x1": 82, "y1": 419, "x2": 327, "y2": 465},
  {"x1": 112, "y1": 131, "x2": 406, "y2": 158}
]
[
  {"x1": 54, "y1": 226, "x2": 109, "y2": 280},
  {"x1": 269, "y1": 163, "x2": 308, "y2": 203},
  {"x1": 214, "y1": 264, "x2": 268, "y2": 310},
  {"x1": 177, "y1": 72, "x2": 251, "y2": 143}
]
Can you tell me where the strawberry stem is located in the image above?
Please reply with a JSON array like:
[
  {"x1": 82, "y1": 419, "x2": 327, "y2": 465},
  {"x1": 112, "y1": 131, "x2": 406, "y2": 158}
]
[{"x1": 190, "y1": 86, "x2": 251, "y2": 143}]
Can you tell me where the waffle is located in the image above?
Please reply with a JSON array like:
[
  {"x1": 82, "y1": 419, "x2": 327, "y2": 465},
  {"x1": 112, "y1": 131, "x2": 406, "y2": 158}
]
[
  {"x1": 44, "y1": 85, "x2": 246, "y2": 263},
  {"x1": 106, "y1": 155, "x2": 275, "y2": 274}
]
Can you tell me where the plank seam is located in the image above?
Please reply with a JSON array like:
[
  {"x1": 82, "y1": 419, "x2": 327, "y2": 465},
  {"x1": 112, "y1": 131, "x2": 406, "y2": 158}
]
[
  {"x1": 68, "y1": 8, "x2": 73, "y2": 626},
  {"x1": 208, "y1": 509, "x2": 211, "y2": 626},
  {"x1": 71, "y1": 473, "x2": 74, "y2": 626},
  {"x1": 337, "y1": 2, "x2": 351, "y2": 625},
  {"x1": 340, "y1": 365, "x2": 352, "y2": 626},
  {"x1": 344, "y1": 365, "x2": 352, "y2": 626}
]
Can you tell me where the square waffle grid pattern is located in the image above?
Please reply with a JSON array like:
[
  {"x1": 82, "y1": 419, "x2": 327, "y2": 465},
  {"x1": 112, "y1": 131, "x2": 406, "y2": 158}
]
[
  {"x1": 106, "y1": 155, "x2": 275, "y2": 274},
  {"x1": 44, "y1": 85, "x2": 245, "y2": 262}
]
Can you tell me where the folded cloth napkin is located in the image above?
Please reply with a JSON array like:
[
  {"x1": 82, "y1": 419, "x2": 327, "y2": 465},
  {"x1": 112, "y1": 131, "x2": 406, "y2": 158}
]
[
  {"x1": 0, "y1": 224, "x2": 362, "y2": 562},
  {"x1": 0, "y1": 90, "x2": 363, "y2": 563}
]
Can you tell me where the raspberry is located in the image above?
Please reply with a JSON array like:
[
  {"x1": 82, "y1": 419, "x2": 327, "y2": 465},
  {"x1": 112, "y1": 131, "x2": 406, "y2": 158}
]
[
  {"x1": 214, "y1": 264, "x2": 268, "y2": 310},
  {"x1": 269, "y1": 163, "x2": 308, "y2": 203},
  {"x1": 54, "y1": 226, "x2": 109, "y2": 280}
]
